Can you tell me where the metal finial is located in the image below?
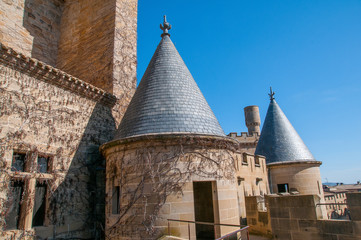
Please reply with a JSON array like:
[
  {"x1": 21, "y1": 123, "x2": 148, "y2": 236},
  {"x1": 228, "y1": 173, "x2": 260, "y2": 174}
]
[
  {"x1": 160, "y1": 15, "x2": 172, "y2": 37},
  {"x1": 269, "y1": 87, "x2": 275, "y2": 101}
]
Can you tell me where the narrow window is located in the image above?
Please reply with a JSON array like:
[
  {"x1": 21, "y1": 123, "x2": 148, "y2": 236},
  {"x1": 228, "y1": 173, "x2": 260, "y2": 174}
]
[
  {"x1": 32, "y1": 182, "x2": 47, "y2": 227},
  {"x1": 37, "y1": 156, "x2": 50, "y2": 173},
  {"x1": 255, "y1": 156, "x2": 260, "y2": 167},
  {"x1": 12, "y1": 152, "x2": 26, "y2": 172},
  {"x1": 112, "y1": 186, "x2": 120, "y2": 214},
  {"x1": 242, "y1": 153, "x2": 248, "y2": 165},
  {"x1": 5, "y1": 180, "x2": 24, "y2": 230},
  {"x1": 277, "y1": 183, "x2": 289, "y2": 193}
]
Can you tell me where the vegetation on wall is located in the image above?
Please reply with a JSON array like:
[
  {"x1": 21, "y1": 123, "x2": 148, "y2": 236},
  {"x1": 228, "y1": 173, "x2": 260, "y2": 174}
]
[
  {"x1": 104, "y1": 137, "x2": 238, "y2": 239},
  {"x1": 0, "y1": 62, "x2": 114, "y2": 239}
]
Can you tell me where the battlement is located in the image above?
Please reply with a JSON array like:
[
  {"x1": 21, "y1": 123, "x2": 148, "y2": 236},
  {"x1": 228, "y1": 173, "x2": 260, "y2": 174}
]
[{"x1": 0, "y1": 43, "x2": 117, "y2": 107}]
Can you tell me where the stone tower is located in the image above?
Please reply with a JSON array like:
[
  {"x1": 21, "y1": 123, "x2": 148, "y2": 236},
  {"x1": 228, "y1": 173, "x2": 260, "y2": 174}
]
[
  {"x1": 0, "y1": 1, "x2": 137, "y2": 239},
  {"x1": 244, "y1": 105, "x2": 261, "y2": 135},
  {"x1": 101, "y1": 17, "x2": 240, "y2": 239},
  {"x1": 255, "y1": 89, "x2": 324, "y2": 198}
]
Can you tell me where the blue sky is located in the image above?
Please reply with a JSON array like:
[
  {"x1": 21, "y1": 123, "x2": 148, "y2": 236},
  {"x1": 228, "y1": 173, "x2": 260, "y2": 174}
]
[{"x1": 137, "y1": 1, "x2": 361, "y2": 184}]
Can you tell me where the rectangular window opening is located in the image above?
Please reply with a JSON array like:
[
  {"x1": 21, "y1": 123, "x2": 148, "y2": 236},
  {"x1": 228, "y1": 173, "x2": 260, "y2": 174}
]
[
  {"x1": 242, "y1": 153, "x2": 248, "y2": 165},
  {"x1": 5, "y1": 180, "x2": 24, "y2": 230},
  {"x1": 255, "y1": 156, "x2": 260, "y2": 167},
  {"x1": 12, "y1": 152, "x2": 26, "y2": 172},
  {"x1": 37, "y1": 156, "x2": 50, "y2": 173},
  {"x1": 32, "y1": 181, "x2": 47, "y2": 227},
  {"x1": 277, "y1": 183, "x2": 289, "y2": 193},
  {"x1": 112, "y1": 186, "x2": 120, "y2": 214}
]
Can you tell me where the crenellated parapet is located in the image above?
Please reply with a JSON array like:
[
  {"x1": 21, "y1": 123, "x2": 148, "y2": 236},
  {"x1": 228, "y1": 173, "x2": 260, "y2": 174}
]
[
  {"x1": 228, "y1": 132, "x2": 259, "y2": 153},
  {"x1": 0, "y1": 43, "x2": 117, "y2": 107}
]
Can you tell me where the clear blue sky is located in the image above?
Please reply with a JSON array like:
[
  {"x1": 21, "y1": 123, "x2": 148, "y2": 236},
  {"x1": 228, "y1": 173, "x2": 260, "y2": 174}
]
[{"x1": 137, "y1": 1, "x2": 361, "y2": 184}]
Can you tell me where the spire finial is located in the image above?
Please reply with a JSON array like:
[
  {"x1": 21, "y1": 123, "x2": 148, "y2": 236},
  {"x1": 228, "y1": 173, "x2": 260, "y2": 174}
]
[
  {"x1": 269, "y1": 87, "x2": 275, "y2": 101},
  {"x1": 160, "y1": 15, "x2": 172, "y2": 37}
]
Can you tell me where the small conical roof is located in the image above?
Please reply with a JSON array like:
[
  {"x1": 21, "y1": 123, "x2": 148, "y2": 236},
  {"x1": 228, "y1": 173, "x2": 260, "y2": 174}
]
[
  {"x1": 255, "y1": 89, "x2": 315, "y2": 164},
  {"x1": 114, "y1": 17, "x2": 224, "y2": 139}
]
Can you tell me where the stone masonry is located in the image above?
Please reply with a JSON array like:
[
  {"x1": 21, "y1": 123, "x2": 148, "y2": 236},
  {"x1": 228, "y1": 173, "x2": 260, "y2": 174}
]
[{"x1": 0, "y1": 0, "x2": 64, "y2": 66}]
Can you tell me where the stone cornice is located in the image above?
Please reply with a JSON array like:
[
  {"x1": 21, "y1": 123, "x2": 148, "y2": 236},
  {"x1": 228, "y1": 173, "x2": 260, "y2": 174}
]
[
  {"x1": 0, "y1": 43, "x2": 117, "y2": 107},
  {"x1": 267, "y1": 160, "x2": 322, "y2": 168},
  {"x1": 100, "y1": 133, "x2": 240, "y2": 153}
]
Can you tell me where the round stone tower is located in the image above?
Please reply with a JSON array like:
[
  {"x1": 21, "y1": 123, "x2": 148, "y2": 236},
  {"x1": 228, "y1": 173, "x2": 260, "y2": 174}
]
[
  {"x1": 255, "y1": 88, "x2": 324, "y2": 198},
  {"x1": 101, "y1": 17, "x2": 240, "y2": 240},
  {"x1": 244, "y1": 105, "x2": 261, "y2": 135}
]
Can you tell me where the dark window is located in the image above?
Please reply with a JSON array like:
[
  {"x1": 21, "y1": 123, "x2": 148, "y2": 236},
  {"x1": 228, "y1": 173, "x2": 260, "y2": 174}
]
[
  {"x1": 12, "y1": 153, "x2": 26, "y2": 172},
  {"x1": 5, "y1": 181, "x2": 24, "y2": 230},
  {"x1": 32, "y1": 182, "x2": 47, "y2": 227},
  {"x1": 112, "y1": 186, "x2": 120, "y2": 214},
  {"x1": 255, "y1": 156, "x2": 260, "y2": 167},
  {"x1": 277, "y1": 183, "x2": 289, "y2": 193},
  {"x1": 37, "y1": 156, "x2": 50, "y2": 173},
  {"x1": 242, "y1": 153, "x2": 248, "y2": 165}
]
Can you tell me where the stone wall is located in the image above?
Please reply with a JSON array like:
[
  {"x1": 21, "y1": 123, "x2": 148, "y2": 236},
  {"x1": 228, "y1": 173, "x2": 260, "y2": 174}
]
[
  {"x1": 228, "y1": 132, "x2": 259, "y2": 154},
  {"x1": 245, "y1": 196, "x2": 272, "y2": 238},
  {"x1": 101, "y1": 134, "x2": 240, "y2": 240},
  {"x1": 0, "y1": 0, "x2": 138, "y2": 125},
  {"x1": 0, "y1": 0, "x2": 64, "y2": 66},
  {"x1": 0, "y1": 45, "x2": 116, "y2": 239},
  {"x1": 235, "y1": 152, "x2": 269, "y2": 220},
  {"x1": 268, "y1": 161, "x2": 324, "y2": 197},
  {"x1": 246, "y1": 193, "x2": 361, "y2": 240},
  {"x1": 57, "y1": 0, "x2": 137, "y2": 124}
]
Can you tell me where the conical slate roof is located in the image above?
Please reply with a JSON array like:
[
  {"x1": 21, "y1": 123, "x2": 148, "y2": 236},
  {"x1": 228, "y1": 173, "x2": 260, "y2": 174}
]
[
  {"x1": 114, "y1": 18, "x2": 224, "y2": 139},
  {"x1": 255, "y1": 90, "x2": 315, "y2": 165}
]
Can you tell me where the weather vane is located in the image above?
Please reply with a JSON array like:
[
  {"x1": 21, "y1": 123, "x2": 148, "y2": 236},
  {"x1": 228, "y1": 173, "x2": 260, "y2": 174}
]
[
  {"x1": 269, "y1": 87, "x2": 275, "y2": 101},
  {"x1": 160, "y1": 15, "x2": 171, "y2": 37}
]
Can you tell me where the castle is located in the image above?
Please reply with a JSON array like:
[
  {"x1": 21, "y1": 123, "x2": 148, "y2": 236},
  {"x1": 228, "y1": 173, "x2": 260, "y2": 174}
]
[{"x1": 1, "y1": 1, "x2": 361, "y2": 240}]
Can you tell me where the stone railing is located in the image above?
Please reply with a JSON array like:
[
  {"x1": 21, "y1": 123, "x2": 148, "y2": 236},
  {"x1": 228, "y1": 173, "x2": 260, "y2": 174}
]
[{"x1": 0, "y1": 43, "x2": 117, "y2": 107}]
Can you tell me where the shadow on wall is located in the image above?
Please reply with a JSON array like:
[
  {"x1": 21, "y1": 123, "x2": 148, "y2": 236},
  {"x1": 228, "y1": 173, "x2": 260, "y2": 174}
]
[
  {"x1": 23, "y1": 0, "x2": 64, "y2": 66},
  {"x1": 35, "y1": 102, "x2": 116, "y2": 239}
]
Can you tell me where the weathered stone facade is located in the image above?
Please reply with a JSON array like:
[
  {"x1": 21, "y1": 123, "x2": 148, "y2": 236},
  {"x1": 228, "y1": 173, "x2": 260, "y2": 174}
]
[
  {"x1": 0, "y1": 44, "x2": 116, "y2": 239},
  {"x1": 235, "y1": 153, "x2": 269, "y2": 220},
  {"x1": 0, "y1": 0, "x2": 137, "y2": 238}
]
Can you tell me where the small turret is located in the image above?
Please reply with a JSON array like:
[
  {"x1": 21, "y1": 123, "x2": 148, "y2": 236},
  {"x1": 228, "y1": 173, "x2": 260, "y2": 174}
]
[{"x1": 244, "y1": 105, "x2": 261, "y2": 135}]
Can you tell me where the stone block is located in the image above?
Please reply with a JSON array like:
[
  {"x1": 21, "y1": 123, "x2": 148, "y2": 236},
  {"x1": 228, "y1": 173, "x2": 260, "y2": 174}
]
[
  {"x1": 291, "y1": 232, "x2": 322, "y2": 240},
  {"x1": 337, "y1": 235, "x2": 361, "y2": 240},
  {"x1": 289, "y1": 206, "x2": 317, "y2": 220},
  {"x1": 319, "y1": 220, "x2": 353, "y2": 235},
  {"x1": 269, "y1": 207, "x2": 290, "y2": 218},
  {"x1": 346, "y1": 192, "x2": 361, "y2": 206},
  {"x1": 352, "y1": 221, "x2": 361, "y2": 236},
  {"x1": 270, "y1": 218, "x2": 279, "y2": 229},
  {"x1": 273, "y1": 230, "x2": 291, "y2": 240},
  {"x1": 349, "y1": 206, "x2": 361, "y2": 221},
  {"x1": 299, "y1": 219, "x2": 317, "y2": 229}
]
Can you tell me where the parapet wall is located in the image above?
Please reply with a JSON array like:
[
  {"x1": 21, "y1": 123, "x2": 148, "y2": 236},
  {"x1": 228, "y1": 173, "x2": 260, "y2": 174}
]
[
  {"x1": 228, "y1": 132, "x2": 259, "y2": 154},
  {"x1": 245, "y1": 193, "x2": 361, "y2": 240}
]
